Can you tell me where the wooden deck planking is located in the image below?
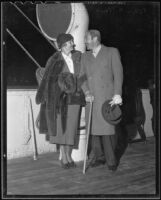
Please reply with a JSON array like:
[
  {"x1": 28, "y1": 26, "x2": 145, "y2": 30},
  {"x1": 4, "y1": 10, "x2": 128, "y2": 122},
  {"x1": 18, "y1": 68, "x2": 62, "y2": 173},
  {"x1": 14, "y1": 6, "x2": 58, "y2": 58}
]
[{"x1": 5, "y1": 137, "x2": 157, "y2": 195}]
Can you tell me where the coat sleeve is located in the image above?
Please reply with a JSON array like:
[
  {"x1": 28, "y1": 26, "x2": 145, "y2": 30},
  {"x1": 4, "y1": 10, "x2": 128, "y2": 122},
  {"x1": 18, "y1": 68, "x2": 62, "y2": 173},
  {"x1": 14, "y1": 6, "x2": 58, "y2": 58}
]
[
  {"x1": 111, "y1": 48, "x2": 123, "y2": 96},
  {"x1": 79, "y1": 55, "x2": 90, "y2": 95},
  {"x1": 35, "y1": 55, "x2": 53, "y2": 104}
]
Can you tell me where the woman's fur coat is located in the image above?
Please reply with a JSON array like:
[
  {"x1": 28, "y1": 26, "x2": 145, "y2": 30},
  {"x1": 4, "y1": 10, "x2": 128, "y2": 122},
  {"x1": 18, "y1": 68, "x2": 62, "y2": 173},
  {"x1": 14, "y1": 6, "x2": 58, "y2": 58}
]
[{"x1": 35, "y1": 50, "x2": 85, "y2": 139}]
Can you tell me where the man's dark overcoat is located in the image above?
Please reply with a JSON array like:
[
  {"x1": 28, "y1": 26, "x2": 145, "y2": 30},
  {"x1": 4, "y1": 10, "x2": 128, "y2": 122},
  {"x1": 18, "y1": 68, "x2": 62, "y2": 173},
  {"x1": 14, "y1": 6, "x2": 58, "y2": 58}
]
[{"x1": 80, "y1": 45, "x2": 123, "y2": 136}]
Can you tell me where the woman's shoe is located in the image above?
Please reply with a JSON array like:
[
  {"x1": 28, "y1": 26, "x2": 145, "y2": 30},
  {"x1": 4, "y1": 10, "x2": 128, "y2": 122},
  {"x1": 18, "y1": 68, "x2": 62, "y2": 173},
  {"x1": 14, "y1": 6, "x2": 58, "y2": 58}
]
[
  {"x1": 68, "y1": 161, "x2": 76, "y2": 168},
  {"x1": 60, "y1": 160, "x2": 70, "y2": 169}
]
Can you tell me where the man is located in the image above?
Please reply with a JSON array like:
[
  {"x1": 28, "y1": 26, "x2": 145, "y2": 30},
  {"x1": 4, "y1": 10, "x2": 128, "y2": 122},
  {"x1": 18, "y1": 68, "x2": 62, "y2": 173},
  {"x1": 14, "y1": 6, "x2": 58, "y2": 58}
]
[
  {"x1": 36, "y1": 33, "x2": 85, "y2": 169},
  {"x1": 80, "y1": 30, "x2": 123, "y2": 171},
  {"x1": 148, "y1": 79, "x2": 155, "y2": 136}
]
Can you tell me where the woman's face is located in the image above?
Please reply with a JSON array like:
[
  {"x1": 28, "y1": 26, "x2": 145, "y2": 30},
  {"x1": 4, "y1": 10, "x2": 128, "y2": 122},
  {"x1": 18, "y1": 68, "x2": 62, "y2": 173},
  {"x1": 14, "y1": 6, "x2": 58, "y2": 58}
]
[{"x1": 62, "y1": 40, "x2": 74, "y2": 55}]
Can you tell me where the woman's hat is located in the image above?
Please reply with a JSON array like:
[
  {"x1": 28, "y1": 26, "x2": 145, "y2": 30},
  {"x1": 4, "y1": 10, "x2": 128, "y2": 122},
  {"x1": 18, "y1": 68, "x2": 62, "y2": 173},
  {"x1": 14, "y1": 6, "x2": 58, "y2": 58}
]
[
  {"x1": 102, "y1": 99, "x2": 122, "y2": 125},
  {"x1": 56, "y1": 33, "x2": 73, "y2": 49}
]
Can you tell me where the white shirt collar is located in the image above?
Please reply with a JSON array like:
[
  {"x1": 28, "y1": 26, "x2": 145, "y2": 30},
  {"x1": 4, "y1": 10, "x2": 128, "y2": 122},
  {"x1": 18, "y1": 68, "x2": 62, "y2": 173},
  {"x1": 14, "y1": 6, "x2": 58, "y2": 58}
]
[
  {"x1": 62, "y1": 52, "x2": 72, "y2": 59},
  {"x1": 61, "y1": 52, "x2": 74, "y2": 73}
]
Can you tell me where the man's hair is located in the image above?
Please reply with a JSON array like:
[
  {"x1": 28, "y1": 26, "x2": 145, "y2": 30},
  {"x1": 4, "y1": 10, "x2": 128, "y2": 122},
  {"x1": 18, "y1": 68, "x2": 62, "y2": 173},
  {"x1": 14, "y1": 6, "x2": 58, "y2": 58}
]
[{"x1": 88, "y1": 29, "x2": 101, "y2": 42}]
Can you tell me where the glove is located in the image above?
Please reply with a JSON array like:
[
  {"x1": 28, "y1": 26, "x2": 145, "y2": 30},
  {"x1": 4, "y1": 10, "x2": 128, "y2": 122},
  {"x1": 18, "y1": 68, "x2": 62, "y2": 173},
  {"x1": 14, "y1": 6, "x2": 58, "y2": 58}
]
[{"x1": 109, "y1": 94, "x2": 122, "y2": 106}]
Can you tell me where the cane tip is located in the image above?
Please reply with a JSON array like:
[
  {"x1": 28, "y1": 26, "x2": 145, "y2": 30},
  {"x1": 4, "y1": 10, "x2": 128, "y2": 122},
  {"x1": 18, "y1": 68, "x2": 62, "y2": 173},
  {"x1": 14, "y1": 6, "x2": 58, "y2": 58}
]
[{"x1": 33, "y1": 156, "x2": 38, "y2": 160}]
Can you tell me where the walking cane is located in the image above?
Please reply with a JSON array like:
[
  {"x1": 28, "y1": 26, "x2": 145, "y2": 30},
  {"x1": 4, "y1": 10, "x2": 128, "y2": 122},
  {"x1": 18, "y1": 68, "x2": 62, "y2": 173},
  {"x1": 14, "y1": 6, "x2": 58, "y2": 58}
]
[
  {"x1": 83, "y1": 100, "x2": 93, "y2": 174},
  {"x1": 28, "y1": 96, "x2": 38, "y2": 160}
]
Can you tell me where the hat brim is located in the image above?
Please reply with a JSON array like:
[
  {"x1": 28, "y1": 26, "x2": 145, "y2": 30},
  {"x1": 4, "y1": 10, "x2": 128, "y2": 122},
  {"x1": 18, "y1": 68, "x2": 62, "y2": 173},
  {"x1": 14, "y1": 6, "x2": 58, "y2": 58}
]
[{"x1": 102, "y1": 100, "x2": 122, "y2": 125}]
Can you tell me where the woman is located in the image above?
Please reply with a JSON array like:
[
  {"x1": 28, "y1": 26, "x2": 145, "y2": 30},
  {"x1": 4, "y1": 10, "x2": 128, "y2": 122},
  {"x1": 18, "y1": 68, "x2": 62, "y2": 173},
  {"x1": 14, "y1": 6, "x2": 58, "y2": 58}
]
[{"x1": 36, "y1": 33, "x2": 85, "y2": 169}]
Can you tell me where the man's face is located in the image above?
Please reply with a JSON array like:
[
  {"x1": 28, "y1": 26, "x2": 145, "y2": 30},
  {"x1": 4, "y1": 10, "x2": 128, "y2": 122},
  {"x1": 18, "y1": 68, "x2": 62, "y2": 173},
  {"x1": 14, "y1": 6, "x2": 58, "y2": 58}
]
[
  {"x1": 62, "y1": 39, "x2": 75, "y2": 54},
  {"x1": 85, "y1": 33, "x2": 95, "y2": 50}
]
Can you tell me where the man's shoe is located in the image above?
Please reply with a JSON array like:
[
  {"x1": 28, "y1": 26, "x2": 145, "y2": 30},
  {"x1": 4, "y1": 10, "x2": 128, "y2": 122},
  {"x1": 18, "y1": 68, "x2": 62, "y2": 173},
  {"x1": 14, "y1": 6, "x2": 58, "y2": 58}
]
[
  {"x1": 68, "y1": 161, "x2": 76, "y2": 168},
  {"x1": 108, "y1": 159, "x2": 120, "y2": 171},
  {"x1": 90, "y1": 159, "x2": 106, "y2": 168},
  {"x1": 108, "y1": 165, "x2": 118, "y2": 171},
  {"x1": 60, "y1": 160, "x2": 70, "y2": 169}
]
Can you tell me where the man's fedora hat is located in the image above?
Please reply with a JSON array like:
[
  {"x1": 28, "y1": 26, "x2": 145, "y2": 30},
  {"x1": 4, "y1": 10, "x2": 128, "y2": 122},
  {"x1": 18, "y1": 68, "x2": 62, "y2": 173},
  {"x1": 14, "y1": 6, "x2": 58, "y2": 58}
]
[{"x1": 101, "y1": 99, "x2": 122, "y2": 125}]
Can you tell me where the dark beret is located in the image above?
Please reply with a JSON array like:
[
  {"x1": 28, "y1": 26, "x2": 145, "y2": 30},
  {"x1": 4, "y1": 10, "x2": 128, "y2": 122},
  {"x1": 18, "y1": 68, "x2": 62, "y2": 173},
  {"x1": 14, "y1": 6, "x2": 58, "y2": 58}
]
[
  {"x1": 56, "y1": 33, "x2": 74, "y2": 49},
  {"x1": 102, "y1": 99, "x2": 122, "y2": 125}
]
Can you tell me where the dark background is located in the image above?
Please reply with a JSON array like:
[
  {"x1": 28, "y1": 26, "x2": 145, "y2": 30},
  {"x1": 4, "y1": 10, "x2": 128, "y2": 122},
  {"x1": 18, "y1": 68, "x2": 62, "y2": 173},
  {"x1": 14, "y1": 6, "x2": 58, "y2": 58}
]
[{"x1": 2, "y1": 2, "x2": 159, "y2": 89}]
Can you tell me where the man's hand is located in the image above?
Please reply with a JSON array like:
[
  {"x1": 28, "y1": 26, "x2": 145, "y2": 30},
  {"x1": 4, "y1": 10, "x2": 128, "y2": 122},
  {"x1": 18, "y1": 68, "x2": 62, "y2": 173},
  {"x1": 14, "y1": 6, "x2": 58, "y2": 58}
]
[
  {"x1": 85, "y1": 91, "x2": 94, "y2": 102},
  {"x1": 86, "y1": 94, "x2": 94, "y2": 102},
  {"x1": 109, "y1": 94, "x2": 122, "y2": 106}
]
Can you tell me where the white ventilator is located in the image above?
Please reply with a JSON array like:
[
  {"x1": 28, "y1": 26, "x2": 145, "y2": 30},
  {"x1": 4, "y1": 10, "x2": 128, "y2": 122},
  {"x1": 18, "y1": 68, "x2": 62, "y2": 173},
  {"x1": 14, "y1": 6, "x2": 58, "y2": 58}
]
[
  {"x1": 36, "y1": 3, "x2": 89, "y2": 52},
  {"x1": 36, "y1": 3, "x2": 89, "y2": 162}
]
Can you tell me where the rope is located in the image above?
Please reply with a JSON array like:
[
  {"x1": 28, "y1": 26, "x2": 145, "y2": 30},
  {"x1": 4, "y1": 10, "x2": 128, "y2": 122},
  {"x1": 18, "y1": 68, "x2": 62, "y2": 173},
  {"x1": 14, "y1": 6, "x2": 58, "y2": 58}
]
[
  {"x1": 6, "y1": 28, "x2": 42, "y2": 69},
  {"x1": 13, "y1": 4, "x2": 56, "y2": 49}
]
